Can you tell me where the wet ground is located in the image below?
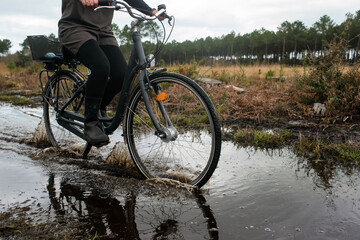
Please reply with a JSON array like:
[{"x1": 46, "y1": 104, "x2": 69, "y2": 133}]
[{"x1": 1, "y1": 102, "x2": 360, "y2": 239}]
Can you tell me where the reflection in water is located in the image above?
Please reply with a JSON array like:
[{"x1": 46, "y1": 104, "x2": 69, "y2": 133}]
[
  {"x1": 296, "y1": 153, "x2": 359, "y2": 191},
  {"x1": 46, "y1": 174, "x2": 218, "y2": 239}
]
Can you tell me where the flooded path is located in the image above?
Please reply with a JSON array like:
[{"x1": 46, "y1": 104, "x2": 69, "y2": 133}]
[{"x1": 1, "y1": 102, "x2": 360, "y2": 239}]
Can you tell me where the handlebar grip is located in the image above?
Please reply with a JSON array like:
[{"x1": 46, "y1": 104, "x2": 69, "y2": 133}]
[
  {"x1": 98, "y1": 0, "x2": 114, "y2": 6},
  {"x1": 158, "y1": 4, "x2": 166, "y2": 10},
  {"x1": 157, "y1": 4, "x2": 171, "y2": 19}
]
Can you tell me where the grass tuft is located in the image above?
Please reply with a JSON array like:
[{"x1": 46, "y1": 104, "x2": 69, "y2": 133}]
[{"x1": 234, "y1": 128, "x2": 291, "y2": 149}]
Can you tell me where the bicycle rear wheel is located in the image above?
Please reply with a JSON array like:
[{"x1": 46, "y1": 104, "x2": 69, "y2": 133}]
[
  {"x1": 43, "y1": 72, "x2": 90, "y2": 155},
  {"x1": 124, "y1": 72, "x2": 221, "y2": 188}
]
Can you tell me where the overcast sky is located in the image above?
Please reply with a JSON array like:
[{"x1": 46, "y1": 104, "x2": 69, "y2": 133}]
[{"x1": 0, "y1": 0, "x2": 358, "y2": 53}]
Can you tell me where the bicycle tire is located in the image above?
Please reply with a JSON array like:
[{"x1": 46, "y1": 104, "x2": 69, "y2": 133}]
[
  {"x1": 124, "y1": 72, "x2": 221, "y2": 188},
  {"x1": 43, "y1": 72, "x2": 90, "y2": 155}
]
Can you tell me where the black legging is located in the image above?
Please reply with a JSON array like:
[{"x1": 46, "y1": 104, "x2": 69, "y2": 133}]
[{"x1": 76, "y1": 39, "x2": 127, "y2": 108}]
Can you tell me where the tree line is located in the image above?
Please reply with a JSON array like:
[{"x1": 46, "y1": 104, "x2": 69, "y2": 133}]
[
  {"x1": 1, "y1": 10, "x2": 359, "y2": 66},
  {"x1": 112, "y1": 10, "x2": 360, "y2": 65}
]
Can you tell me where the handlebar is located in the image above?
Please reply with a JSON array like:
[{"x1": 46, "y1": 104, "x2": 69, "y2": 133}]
[
  {"x1": 98, "y1": 0, "x2": 114, "y2": 6},
  {"x1": 157, "y1": 4, "x2": 171, "y2": 20},
  {"x1": 96, "y1": 0, "x2": 172, "y2": 22}
]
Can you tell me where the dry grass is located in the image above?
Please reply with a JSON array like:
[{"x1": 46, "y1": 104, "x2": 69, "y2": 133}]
[
  {"x1": 0, "y1": 62, "x2": 310, "y2": 122},
  {"x1": 1, "y1": 61, "x2": 357, "y2": 123},
  {"x1": 166, "y1": 63, "x2": 307, "y2": 122},
  {"x1": 31, "y1": 117, "x2": 51, "y2": 147},
  {"x1": 0, "y1": 70, "x2": 39, "y2": 91},
  {"x1": 106, "y1": 141, "x2": 136, "y2": 169},
  {"x1": 0, "y1": 62, "x2": 10, "y2": 75},
  {"x1": 168, "y1": 63, "x2": 301, "y2": 83},
  {"x1": 0, "y1": 62, "x2": 42, "y2": 91},
  {"x1": 207, "y1": 77, "x2": 301, "y2": 123},
  {"x1": 198, "y1": 64, "x2": 300, "y2": 81},
  {"x1": 11, "y1": 71, "x2": 39, "y2": 90}
]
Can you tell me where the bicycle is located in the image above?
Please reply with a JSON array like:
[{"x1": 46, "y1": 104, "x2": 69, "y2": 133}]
[{"x1": 28, "y1": 0, "x2": 221, "y2": 188}]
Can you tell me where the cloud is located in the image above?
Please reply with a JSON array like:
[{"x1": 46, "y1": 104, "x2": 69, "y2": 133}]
[{"x1": 0, "y1": 14, "x2": 59, "y2": 52}]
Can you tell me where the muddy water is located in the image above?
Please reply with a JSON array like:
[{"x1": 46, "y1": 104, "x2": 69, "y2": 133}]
[{"x1": 1, "y1": 102, "x2": 360, "y2": 239}]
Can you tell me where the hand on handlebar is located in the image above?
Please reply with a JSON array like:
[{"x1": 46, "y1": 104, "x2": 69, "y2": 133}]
[
  {"x1": 152, "y1": 9, "x2": 166, "y2": 21},
  {"x1": 96, "y1": 0, "x2": 172, "y2": 24},
  {"x1": 98, "y1": 0, "x2": 116, "y2": 6},
  {"x1": 81, "y1": 0, "x2": 99, "y2": 8}
]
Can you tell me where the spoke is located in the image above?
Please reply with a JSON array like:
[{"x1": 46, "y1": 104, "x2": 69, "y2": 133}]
[
  {"x1": 169, "y1": 141, "x2": 209, "y2": 154},
  {"x1": 45, "y1": 75, "x2": 87, "y2": 150},
  {"x1": 129, "y1": 106, "x2": 154, "y2": 132},
  {"x1": 159, "y1": 141, "x2": 176, "y2": 174},
  {"x1": 127, "y1": 77, "x2": 219, "y2": 187},
  {"x1": 156, "y1": 140, "x2": 170, "y2": 169},
  {"x1": 144, "y1": 136, "x2": 161, "y2": 160}
]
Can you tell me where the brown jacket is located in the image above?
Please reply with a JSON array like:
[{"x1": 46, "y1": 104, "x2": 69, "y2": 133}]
[{"x1": 58, "y1": 0, "x2": 118, "y2": 55}]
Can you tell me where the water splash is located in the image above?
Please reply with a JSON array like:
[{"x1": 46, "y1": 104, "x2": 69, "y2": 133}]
[
  {"x1": 145, "y1": 178, "x2": 196, "y2": 192},
  {"x1": 32, "y1": 146, "x2": 82, "y2": 159},
  {"x1": 31, "y1": 117, "x2": 51, "y2": 147},
  {"x1": 106, "y1": 141, "x2": 136, "y2": 169}
]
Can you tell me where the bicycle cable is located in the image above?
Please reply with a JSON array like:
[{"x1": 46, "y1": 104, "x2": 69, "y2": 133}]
[
  {"x1": 113, "y1": 5, "x2": 175, "y2": 69},
  {"x1": 145, "y1": 15, "x2": 176, "y2": 67}
]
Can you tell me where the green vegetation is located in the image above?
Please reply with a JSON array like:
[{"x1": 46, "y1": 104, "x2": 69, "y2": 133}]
[
  {"x1": 234, "y1": 128, "x2": 292, "y2": 149},
  {"x1": 232, "y1": 128, "x2": 360, "y2": 164},
  {"x1": 335, "y1": 143, "x2": 360, "y2": 162},
  {"x1": 265, "y1": 70, "x2": 275, "y2": 80},
  {"x1": 296, "y1": 37, "x2": 360, "y2": 115},
  {"x1": 0, "y1": 39, "x2": 12, "y2": 54},
  {"x1": 0, "y1": 95, "x2": 32, "y2": 106},
  {"x1": 295, "y1": 134, "x2": 360, "y2": 163}
]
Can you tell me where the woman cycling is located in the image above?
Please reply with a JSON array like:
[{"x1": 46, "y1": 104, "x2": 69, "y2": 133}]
[{"x1": 58, "y1": 0, "x2": 161, "y2": 146}]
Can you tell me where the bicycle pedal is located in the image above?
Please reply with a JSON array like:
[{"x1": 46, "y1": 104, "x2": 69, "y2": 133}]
[{"x1": 94, "y1": 140, "x2": 110, "y2": 148}]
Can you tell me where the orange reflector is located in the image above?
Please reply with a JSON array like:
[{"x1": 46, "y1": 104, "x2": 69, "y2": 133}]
[{"x1": 156, "y1": 92, "x2": 168, "y2": 101}]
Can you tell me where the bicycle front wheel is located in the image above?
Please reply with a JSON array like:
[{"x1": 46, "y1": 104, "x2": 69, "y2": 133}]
[
  {"x1": 43, "y1": 72, "x2": 89, "y2": 154},
  {"x1": 124, "y1": 72, "x2": 221, "y2": 188}
]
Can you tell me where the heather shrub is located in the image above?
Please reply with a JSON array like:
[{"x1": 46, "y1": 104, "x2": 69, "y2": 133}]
[{"x1": 296, "y1": 37, "x2": 360, "y2": 115}]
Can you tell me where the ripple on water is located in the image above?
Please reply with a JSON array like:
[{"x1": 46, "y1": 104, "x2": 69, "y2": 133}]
[{"x1": 1, "y1": 103, "x2": 360, "y2": 239}]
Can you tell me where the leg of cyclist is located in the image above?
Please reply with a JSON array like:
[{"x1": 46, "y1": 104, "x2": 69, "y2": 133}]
[
  {"x1": 99, "y1": 45, "x2": 127, "y2": 117},
  {"x1": 76, "y1": 39, "x2": 111, "y2": 146}
]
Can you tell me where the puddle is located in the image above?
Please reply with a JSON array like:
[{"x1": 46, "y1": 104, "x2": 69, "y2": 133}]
[
  {"x1": 210, "y1": 143, "x2": 360, "y2": 239},
  {"x1": 0, "y1": 152, "x2": 49, "y2": 209},
  {"x1": 1, "y1": 102, "x2": 360, "y2": 239}
]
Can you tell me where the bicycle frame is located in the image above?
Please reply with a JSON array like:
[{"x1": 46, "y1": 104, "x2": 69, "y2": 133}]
[
  {"x1": 55, "y1": 17, "x2": 174, "y2": 142},
  {"x1": 105, "y1": 20, "x2": 172, "y2": 137}
]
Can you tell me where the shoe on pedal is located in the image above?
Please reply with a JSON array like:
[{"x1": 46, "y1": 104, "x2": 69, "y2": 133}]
[{"x1": 84, "y1": 121, "x2": 110, "y2": 147}]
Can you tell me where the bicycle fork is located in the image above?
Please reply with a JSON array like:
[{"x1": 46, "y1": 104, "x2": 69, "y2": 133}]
[{"x1": 132, "y1": 30, "x2": 178, "y2": 142}]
